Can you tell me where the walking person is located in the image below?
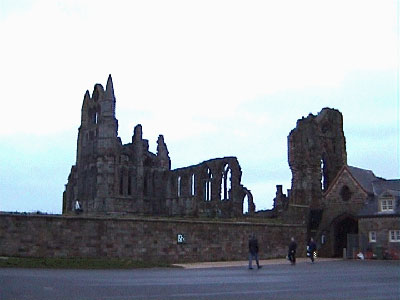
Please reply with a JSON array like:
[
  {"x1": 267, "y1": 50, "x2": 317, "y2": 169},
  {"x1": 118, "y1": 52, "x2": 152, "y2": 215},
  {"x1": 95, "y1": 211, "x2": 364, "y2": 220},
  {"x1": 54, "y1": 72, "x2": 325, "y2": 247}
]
[
  {"x1": 307, "y1": 237, "x2": 317, "y2": 263},
  {"x1": 248, "y1": 234, "x2": 261, "y2": 269},
  {"x1": 288, "y1": 237, "x2": 297, "y2": 265}
]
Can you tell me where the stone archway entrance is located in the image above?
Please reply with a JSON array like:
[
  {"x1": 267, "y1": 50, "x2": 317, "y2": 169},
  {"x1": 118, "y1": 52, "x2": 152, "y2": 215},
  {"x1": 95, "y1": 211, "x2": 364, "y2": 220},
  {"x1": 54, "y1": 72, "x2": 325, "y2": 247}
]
[{"x1": 333, "y1": 216, "x2": 358, "y2": 257}]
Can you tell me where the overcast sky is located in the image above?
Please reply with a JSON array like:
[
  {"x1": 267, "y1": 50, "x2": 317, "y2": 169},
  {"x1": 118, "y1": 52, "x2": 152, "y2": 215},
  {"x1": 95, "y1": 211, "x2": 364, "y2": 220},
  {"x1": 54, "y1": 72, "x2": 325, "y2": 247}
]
[{"x1": 0, "y1": 0, "x2": 399, "y2": 214}]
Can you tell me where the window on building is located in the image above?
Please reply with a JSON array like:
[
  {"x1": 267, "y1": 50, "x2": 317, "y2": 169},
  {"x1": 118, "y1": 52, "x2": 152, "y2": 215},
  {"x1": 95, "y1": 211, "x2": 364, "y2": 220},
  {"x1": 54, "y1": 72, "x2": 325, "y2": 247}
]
[
  {"x1": 320, "y1": 158, "x2": 327, "y2": 190},
  {"x1": 389, "y1": 230, "x2": 400, "y2": 242},
  {"x1": 243, "y1": 194, "x2": 249, "y2": 215},
  {"x1": 220, "y1": 164, "x2": 232, "y2": 201},
  {"x1": 127, "y1": 174, "x2": 132, "y2": 196},
  {"x1": 177, "y1": 176, "x2": 181, "y2": 197},
  {"x1": 369, "y1": 231, "x2": 376, "y2": 243},
  {"x1": 119, "y1": 172, "x2": 124, "y2": 195},
  {"x1": 204, "y1": 168, "x2": 212, "y2": 201},
  {"x1": 191, "y1": 174, "x2": 195, "y2": 196},
  {"x1": 381, "y1": 199, "x2": 394, "y2": 211},
  {"x1": 143, "y1": 176, "x2": 148, "y2": 196}
]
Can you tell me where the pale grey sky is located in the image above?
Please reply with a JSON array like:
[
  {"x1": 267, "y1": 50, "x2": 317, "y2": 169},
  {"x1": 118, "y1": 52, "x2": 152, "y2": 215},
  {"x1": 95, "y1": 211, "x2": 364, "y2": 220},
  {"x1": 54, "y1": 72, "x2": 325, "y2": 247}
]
[{"x1": 0, "y1": 0, "x2": 399, "y2": 213}]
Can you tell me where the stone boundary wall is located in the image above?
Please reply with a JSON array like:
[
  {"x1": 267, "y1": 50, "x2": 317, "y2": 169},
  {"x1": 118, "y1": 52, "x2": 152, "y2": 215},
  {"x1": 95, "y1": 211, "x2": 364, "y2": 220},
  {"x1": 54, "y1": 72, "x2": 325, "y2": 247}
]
[{"x1": 0, "y1": 214, "x2": 306, "y2": 263}]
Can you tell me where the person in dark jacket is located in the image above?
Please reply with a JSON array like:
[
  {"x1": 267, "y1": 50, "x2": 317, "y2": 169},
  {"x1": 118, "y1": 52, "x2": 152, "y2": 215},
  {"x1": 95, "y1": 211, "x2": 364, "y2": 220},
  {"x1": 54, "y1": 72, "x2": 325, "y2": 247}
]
[
  {"x1": 288, "y1": 237, "x2": 297, "y2": 265},
  {"x1": 248, "y1": 234, "x2": 261, "y2": 269},
  {"x1": 307, "y1": 237, "x2": 317, "y2": 263}
]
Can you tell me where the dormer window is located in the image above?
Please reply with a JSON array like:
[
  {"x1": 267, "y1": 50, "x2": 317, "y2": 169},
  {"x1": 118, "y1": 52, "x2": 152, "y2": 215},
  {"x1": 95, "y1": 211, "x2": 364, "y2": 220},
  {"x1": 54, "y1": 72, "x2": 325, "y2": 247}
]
[{"x1": 381, "y1": 198, "x2": 394, "y2": 211}]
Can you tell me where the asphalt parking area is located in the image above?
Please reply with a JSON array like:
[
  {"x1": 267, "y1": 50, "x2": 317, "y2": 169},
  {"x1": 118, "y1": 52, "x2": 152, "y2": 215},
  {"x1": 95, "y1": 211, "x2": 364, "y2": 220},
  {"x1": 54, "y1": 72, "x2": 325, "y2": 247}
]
[{"x1": 1, "y1": 259, "x2": 399, "y2": 300}]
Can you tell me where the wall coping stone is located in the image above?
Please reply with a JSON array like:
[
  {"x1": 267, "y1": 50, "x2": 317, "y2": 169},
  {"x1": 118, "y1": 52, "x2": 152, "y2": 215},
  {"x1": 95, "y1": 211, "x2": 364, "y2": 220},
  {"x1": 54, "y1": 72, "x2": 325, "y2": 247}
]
[
  {"x1": 358, "y1": 215, "x2": 400, "y2": 220},
  {"x1": 0, "y1": 213, "x2": 305, "y2": 227}
]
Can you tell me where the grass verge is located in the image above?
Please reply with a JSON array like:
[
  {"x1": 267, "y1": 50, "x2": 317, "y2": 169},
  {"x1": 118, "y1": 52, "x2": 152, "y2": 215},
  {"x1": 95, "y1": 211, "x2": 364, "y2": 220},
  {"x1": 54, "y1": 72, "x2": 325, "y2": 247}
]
[{"x1": 0, "y1": 257, "x2": 177, "y2": 269}]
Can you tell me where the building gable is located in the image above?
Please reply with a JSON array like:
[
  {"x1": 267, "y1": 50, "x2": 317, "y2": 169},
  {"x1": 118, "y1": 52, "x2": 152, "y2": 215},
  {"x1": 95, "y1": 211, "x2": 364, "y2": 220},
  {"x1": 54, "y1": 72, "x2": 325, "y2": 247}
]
[{"x1": 323, "y1": 166, "x2": 369, "y2": 205}]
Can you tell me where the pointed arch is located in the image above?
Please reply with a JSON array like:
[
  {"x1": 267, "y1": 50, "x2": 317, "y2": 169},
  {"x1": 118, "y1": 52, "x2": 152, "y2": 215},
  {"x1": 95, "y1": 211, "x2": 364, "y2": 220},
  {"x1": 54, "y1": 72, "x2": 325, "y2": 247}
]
[
  {"x1": 191, "y1": 173, "x2": 195, "y2": 196},
  {"x1": 177, "y1": 176, "x2": 182, "y2": 197},
  {"x1": 243, "y1": 188, "x2": 255, "y2": 215},
  {"x1": 119, "y1": 169, "x2": 124, "y2": 195},
  {"x1": 127, "y1": 173, "x2": 132, "y2": 196},
  {"x1": 243, "y1": 194, "x2": 249, "y2": 214},
  {"x1": 204, "y1": 168, "x2": 212, "y2": 201},
  {"x1": 220, "y1": 164, "x2": 232, "y2": 201},
  {"x1": 321, "y1": 155, "x2": 327, "y2": 191}
]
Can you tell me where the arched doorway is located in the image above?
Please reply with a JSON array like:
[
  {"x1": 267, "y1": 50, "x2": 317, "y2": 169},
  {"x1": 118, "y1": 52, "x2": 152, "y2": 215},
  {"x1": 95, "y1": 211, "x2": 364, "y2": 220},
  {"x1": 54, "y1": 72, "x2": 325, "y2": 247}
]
[{"x1": 333, "y1": 215, "x2": 358, "y2": 257}]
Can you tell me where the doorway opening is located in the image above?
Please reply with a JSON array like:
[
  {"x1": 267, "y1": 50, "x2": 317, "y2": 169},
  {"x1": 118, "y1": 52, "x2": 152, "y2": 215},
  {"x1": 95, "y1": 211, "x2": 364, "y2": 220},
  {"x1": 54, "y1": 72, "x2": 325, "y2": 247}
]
[{"x1": 333, "y1": 216, "x2": 358, "y2": 257}]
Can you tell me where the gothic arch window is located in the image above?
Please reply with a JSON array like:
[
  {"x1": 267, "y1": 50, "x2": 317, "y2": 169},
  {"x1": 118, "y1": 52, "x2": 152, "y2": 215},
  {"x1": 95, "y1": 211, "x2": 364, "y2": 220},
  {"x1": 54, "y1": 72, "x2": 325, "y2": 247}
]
[
  {"x1": 177, "y1": 176, "x2": 182, "y2": 197},
  {"x1": 220, "y1": 164, "x2": 232, "y2": 201},
  {"x1": 143, "y1": 176, "x2": 148, "y2": 196},
  {"x1": 88, "y1": 108, "x2": 98, "y2": 125},
  {"x1": 340, "y1": 185, "x2": 352, "y2": 202},
  {"x1": 119, "y1": 170, "x2": 124, "y2": 195},
  {"x1": 243, "y1": 194, "x2": 249, "y2": 214},
  {"x1": 127, "y1": 173, "x2": 132, "y2": 196},
  {"x1": 93, "y1": 87, "x2": 100, "y2": 102},
  {"x1": 204, "y1": 168, "x2": 212, "y2": 201},
  {"x1": 191, "y1": 174, "x2": 195, "y2": 196},
  {"x1": 321, "y1": 157, "x2": 327, "y2": 190}
]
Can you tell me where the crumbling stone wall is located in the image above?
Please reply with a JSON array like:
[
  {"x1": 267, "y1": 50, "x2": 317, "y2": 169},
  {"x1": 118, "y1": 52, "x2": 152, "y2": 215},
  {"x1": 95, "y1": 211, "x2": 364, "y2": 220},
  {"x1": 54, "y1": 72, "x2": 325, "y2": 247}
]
[
  {"x1": 286, "y1": 108, "x2": 347, "y2": 221},
  {"x1": 63, "y1": 76, "x2": 251, "y2": 218},
  {"x1": 272, "y1": 185, "x2": 289, "y2": 216}
]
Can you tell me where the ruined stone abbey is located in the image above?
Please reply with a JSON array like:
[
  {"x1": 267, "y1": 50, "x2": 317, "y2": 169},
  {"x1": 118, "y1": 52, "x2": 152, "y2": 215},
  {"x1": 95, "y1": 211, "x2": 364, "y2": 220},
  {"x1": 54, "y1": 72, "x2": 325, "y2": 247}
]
[
  {"x1": 62, "y1": 75, "x2": 347, "y2": 222},
  {"x1": 62, "y1": 75, "x2": 254, "y2": 218}
]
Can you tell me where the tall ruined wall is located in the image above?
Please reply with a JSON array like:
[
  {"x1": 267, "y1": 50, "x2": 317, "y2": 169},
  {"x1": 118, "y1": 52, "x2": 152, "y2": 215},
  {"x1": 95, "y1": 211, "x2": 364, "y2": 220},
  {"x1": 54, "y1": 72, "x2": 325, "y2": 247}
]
[
  {"x1": 166, "y1": 157, "x2": 255, "y2": 218},
  {"x1": 287, "y1": 108, "x2": 347, "y2": 220},
  {"x1": 0, "y1": 214, "x2": 306, "y2": 263}
]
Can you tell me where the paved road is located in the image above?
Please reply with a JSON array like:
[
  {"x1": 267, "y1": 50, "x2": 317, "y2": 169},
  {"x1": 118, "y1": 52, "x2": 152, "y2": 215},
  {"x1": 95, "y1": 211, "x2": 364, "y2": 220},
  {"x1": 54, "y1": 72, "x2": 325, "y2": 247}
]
[{"x1": 1, "y1": 260, "x2": 399, "y2": 300}]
